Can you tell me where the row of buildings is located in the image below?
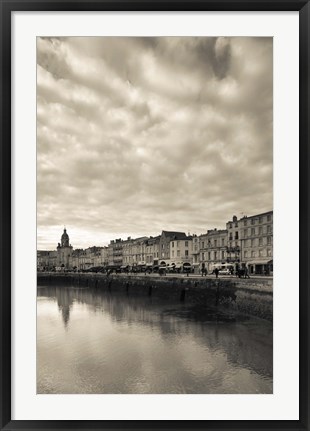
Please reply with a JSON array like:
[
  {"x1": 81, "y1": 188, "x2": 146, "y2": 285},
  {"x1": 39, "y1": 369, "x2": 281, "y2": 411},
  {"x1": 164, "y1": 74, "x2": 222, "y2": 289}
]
[{"x1": 37, "y1": 210, "x2": 273, "y2": 275}]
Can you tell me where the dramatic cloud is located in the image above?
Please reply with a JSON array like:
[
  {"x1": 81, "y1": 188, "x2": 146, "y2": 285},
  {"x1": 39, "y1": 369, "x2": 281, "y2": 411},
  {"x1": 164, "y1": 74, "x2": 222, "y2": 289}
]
[{"x1": 37, "y1": 37, "x2": 273, "y2": 250}]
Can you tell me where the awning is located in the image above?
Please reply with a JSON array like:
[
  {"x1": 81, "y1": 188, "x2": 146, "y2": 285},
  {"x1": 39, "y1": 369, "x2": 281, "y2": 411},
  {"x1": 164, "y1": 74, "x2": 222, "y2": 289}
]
[
  {"x1": 192, "y1": 263, "x2": 200, "y2": 266},
  {"x1": 120, "y1": 265, "x2": 128, "y2": 269},
  {"x1": 246, "y1": 260, "x2": 270, "y2": 265},
  {"x1": 175, "y1": 264, "x2": 182, "y2": 269},
  {"x1": 146, "y1": 263, "x2": 153, "y2": 267}
]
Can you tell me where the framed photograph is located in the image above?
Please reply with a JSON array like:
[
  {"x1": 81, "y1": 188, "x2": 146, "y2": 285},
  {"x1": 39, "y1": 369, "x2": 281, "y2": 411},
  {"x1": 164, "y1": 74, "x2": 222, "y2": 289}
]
[{"x1": 1, "y1": 1, "x2": 309, "y2": 430}]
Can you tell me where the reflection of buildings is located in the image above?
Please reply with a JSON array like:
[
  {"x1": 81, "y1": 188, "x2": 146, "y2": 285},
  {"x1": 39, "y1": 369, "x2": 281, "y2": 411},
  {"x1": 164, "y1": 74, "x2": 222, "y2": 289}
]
[
  {"x1": 55, "y1": 287, "x2": 74, "y2": 327},
  {"x1": 37, "y1": 286, "x2": 272, "y2": 378}
]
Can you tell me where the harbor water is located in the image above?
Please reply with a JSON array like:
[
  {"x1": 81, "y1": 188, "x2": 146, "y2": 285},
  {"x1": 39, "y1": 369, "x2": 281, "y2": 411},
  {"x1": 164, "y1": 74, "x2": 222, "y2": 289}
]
[{"x1": 37, "y1": 285, "x2": 273, "y2": 394}]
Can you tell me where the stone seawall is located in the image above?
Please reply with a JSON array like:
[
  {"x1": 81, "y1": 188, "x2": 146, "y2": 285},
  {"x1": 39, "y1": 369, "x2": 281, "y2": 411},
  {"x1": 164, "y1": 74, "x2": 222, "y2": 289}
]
[{"x1": 37, "y1": 273, "x2": 273, "y2": 321}]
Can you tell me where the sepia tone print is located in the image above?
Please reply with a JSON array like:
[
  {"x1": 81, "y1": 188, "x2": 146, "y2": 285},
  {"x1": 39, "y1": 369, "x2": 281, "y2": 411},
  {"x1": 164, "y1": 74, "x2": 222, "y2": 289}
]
[{"x1": 37, "y1": 37, "x2": 273, "y2": 394}]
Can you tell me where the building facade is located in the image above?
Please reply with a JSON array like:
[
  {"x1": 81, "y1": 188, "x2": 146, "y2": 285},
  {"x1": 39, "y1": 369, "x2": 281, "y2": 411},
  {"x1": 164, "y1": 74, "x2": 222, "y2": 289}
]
[
  {"x1": 204, "y1": 229, "x2": 228, "y2": 272},
  {"x1": 56, "y1": 228, "x2": 73, "y2": 269},
  {"x1": 158, "y1": 231, "x2": 187, "y2": 265},
  {"x1": 239, "y1": 211, "x2": 273, "y2": 274}
]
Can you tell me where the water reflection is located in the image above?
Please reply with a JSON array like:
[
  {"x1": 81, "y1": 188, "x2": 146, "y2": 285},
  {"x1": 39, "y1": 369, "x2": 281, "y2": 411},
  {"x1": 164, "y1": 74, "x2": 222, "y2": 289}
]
[{"x1": 37, "y1": 285, "x2": 273, "y2": 394}]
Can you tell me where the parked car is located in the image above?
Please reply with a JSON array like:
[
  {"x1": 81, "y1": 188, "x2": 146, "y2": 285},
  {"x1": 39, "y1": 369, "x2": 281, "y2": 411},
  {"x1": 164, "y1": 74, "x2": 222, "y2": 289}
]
[{"x1": 218, "y1": 268, "x2": 230, "y2": 275}]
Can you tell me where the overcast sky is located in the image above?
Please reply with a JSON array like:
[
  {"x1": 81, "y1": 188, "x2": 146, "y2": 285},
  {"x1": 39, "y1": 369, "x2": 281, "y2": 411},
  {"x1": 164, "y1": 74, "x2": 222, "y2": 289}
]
[{"x1": 37, "y1": 36, "x2": 273, "y2": 250}]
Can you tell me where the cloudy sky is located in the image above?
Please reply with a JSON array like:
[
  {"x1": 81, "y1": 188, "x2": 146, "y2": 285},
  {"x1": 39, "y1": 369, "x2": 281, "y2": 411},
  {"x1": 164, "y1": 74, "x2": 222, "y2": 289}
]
[{"x1": 37, "y1": 36, "x2": 273, "y2": 250}]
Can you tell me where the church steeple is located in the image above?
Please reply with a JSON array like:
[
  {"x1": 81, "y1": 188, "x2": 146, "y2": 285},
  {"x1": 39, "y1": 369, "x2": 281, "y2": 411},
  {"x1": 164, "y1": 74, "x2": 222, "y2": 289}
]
[{"x1": 61, "y1": 228, "x2": 69, "y2": 247}]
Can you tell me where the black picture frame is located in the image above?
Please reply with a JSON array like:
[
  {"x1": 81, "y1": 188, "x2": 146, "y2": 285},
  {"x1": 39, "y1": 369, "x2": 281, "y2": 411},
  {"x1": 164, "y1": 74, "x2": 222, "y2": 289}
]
[{"x1": 1, "y1": 1, "x2": 309, "y2": 430}]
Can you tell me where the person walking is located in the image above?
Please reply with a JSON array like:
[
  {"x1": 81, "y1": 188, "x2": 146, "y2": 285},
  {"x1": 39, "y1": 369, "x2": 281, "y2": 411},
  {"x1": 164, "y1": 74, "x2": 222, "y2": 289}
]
[
  {"x1": 214, "y1": 267, "x2": 219, "y2": 279},
  {"x1": 244, "y1": 266, "x2": 250, "y2": 279}
]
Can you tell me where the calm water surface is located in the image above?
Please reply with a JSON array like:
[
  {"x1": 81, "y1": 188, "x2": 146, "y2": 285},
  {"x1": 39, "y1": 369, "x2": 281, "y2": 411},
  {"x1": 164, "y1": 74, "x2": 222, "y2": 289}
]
[{"x1": 37, "y1": 285, "x2": 273, "y2": 394}]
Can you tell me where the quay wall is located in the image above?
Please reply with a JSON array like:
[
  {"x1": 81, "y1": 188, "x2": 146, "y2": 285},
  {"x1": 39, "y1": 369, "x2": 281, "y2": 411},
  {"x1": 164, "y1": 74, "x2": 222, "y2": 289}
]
[{"x1": 37, "y1": 273, "x2": 273, "y2": 321}]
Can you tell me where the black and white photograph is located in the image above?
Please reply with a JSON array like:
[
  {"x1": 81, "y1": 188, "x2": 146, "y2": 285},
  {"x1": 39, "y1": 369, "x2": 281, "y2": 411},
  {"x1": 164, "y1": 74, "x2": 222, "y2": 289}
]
[{"x1": 36, "y1": 36, "x2": 273, "y2": 395}]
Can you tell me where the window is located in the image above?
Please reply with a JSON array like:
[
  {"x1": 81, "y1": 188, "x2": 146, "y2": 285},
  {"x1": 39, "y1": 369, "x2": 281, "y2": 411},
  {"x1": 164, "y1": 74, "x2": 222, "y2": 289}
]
[
  {"x1": 221, "y1": 250, "x2": 225, "y2": 259},
  {"x1": 185, "y1": 241, "x2": 188, "y2": 247},
  {"x1": 267, "y1": 249, "x2": 272, "y2": 257},
  {"x1": 251, "y1": 228, "x2": 255, "y2": 236},
  {"x1": 244, "y1": 251, "x2": 248, "y2": 258},
  {"x1": 235, "y1": 232, "x2": 239, "y2": 240},
  {"x1": 267, "y1": 214, "x2": 271, "y2": 221},
  {"x1": 185, "y1": 250, "x2": 189, "y2": 257},
  {"x1": 251, "y1": 239, "x2": 254, "y2": 247},
  {"x1": 172, "y1": 242, "x2": 174, "y2": 247},
  {"x1": 162, "y1": 252, "x2": 165, "y2": 258},
  {"x1": 229, "y1": 234, "x2": 233, "y2": 240},
  {"x1": 172, "y1": 250, "x2": 174, "y2": 258},
  {"x1": 194, "y1": 245, "x2": 198, "y2": 251},
  {"x1": 267, "y1": 225, "x2": 271, "y2": 233},
  {"x1": 229, "y1": 223, "x2": 232, "y2": 229},
  {"x1": 201, "y1": 241, "x2": 204, "y2": 249},
  {"x1": 251, "y1": 251, "x2": 255, "y2": 257},
  {"x1": 202, "y1": 252, "x2": 205, "y2": 260},
  {"x1": 259, "y1": 227, "x2": 263, "y2": 235},
  {"x1": 235, "y1": 222, "x2": 238, "y2": 227},
  {"x1": 259, "y1": 249, "x2": 263, "y2": 257},
  {"x1": 251, "y1": 218, "x2": 255, "y2": 225},
  {"x1": 214, "y1": 251, "x2": 217, "y2": 260},
  {"x1": 244, "y1": 229, "x2": 247, "y2": 238},
  {"x1": 208, "y1": 252, "x2": 211, "y2": 260},
  {"x1": 244, "y1": 219, "x2": 248, "y2": 226},
  {"x1": 221, "y1": 238, "x2": 224, "y2": 246},
  {"x1": 177, "y1": 250, "x2": 180, "y2": 257},
  {"x1": 267, "y1": 236, "x2": 271, "y2": 245},
  {"x1": 214, "y1": 240, "x2": 217, "y2": 247},
  {"x1": 259, "y1": 238, "x2": 263, "y2": 246}
]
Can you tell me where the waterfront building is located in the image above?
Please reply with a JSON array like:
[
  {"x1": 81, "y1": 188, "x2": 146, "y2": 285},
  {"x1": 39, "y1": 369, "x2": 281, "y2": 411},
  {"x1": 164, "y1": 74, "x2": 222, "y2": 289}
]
[
  {"x1": 192, "y1": 235, "x2": 200, "y2": 272},
  {"x1": 226, "y1": 216, "x2": 241, "y2": 266},
  {"x1": 71, "y1": 248, "x2": 83, "y2": 270},
  {"x1": 199, "y1": 233, "x2": 208, "y2": 272},
  {"x1": 239, "y1": 211, "x2": 273, "y2": 274},
  {"x1": 130, "y1": 237, "x2": 148, "y2": 267},
  {"x1": 145, "y1": 236, "x2": 160, "y2": 266},
  {"x1": 158, "y1": 231, "x2": 187, "y2": 265},
  {"x1": 122, "y1": 237, "x2": 134, "y2": 266},
  {"x1": 204, "y1": 229, "x2": 228, "y2": 272},
  {"x1": 37, "y1": 250, "x2": 57, "y2": 271},
  {"x1": 57, "y1": 228, "x2": 73, "y2": 269},
  {"x1": 100, "y1": 246, "x2": 109, "y2": 267},
  {"x1": 107, "y1": 238, "x2": 124, "y2": 267},
  {"x1": 169, "y1": 236, "x2": 193, "y2": 269}
]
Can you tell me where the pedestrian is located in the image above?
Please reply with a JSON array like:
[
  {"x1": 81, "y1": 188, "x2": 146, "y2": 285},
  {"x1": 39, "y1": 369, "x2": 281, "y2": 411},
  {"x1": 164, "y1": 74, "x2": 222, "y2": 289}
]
[
  {"x1": 214, "y1": 267, "x2": 219, "y2": 279},
  {"x1": 244, "y1": 266, "x2": 250, "y2": 279}
]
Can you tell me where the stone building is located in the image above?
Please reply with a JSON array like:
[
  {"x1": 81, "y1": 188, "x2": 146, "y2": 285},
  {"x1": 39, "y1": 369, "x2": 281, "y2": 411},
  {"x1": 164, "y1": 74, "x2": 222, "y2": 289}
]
[
  {"x1": 37, "y1": 250, "x2": 57, "y2": 271},
  {"x1": 145, "y1": 236, "x2": 160, "y2": 266},
  {"x1": 158, "y1": 231, "x2": 187, "y2": 265},
  {"x1": 204, "y1": 229, "x2": 228, "y2": 272},
  {"x1": 107, "y1": 238, "x2": 124, "y2": 267},
  {"x1": 226, "y1": 216, "x2": 241, "y2": 265},
  {"x1": 56, "y1": 228, "x2": 73, "y2": 269},
  {"x1": 239, "y1": 211, "x2": 273, "y2": 274},
  {"x1": 169, "y1": 236, "x2": 193, "y2": 269}
]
